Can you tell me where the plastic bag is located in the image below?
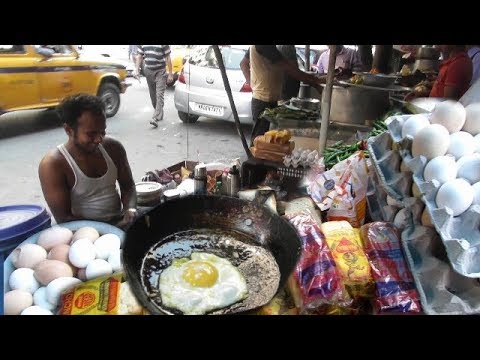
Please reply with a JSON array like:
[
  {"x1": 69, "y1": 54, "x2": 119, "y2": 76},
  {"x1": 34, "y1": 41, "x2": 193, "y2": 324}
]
[
  {"x1": 308, "y1": 151, "x2": 369, "y2": 228},
  {"x1": 359, "y1": 222, "x2": 422, "y2": 313},
  {"x1": 284, "y1": 211, "x2": 352, "y2": 312}
]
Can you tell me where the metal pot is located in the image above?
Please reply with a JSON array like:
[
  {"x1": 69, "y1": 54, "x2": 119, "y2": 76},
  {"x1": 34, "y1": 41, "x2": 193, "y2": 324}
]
[
  {"x1": 417, "y1": 46, "x2": 440, "y2": 60},
  {"x1": 122, "y1": 195, "x2": 302, "y2": 315},
  {"x1": 320, "y1": 84, "x2": 390, "y2": 125}
]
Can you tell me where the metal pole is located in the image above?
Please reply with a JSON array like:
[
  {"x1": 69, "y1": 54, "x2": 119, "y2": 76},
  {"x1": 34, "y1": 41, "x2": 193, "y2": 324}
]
[
  {"x1": 305, "y1": 45, "x2": 310, "y2": 71},
  {"x1": 212, "y1": 45, "x2": 252, "y2": 158},
  {"x1": 318, "y1": 45, "x2": 337, "y2": 155}
]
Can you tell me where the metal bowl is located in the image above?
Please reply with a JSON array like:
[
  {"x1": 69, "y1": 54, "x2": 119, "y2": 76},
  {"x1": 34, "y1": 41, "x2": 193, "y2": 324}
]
[{"x1": 354, "y1": 72, "x2": 400, "y2": 88}]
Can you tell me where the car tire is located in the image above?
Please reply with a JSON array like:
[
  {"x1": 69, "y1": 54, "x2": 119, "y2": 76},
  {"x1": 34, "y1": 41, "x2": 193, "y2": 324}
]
[
  {"x1": 178, "y1": 111, "x2": 199, "y2": 124},
  {"x1": 97, "y1": 83, "x2": 121, "y2": 118}
]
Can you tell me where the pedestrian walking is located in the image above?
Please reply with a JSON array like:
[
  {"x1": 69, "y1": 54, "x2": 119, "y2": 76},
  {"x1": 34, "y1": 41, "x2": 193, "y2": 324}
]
[{"x1": 134, "y1": 45, "x2": 173, "y2": 127}]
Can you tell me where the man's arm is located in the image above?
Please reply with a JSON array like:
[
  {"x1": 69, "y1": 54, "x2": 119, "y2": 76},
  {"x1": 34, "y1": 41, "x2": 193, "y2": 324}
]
[
  {"x1": 135, "y1": 46, "x2": 143, "y2": 77},
  {"x1": 104, "y1": 138, "x2": 137, "y2": 228},
  {"x1": 443, "y1": 59, "x2": 473, "y2": 100},
  {"x1": 38, "y1": 153, "x2": 81, "y2": 224},
  {"x1": 240, "y1": 49, "x2": 250, "y2": 84},
  {"x1": 166, "y1": 54, "x2": 173, "y2": 82}
]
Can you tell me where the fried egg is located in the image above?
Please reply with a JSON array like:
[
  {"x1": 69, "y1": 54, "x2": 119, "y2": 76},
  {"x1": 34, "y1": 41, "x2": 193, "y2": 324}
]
[{"x1": 159, "y1": 252, "x2": 248, "y2": 315}]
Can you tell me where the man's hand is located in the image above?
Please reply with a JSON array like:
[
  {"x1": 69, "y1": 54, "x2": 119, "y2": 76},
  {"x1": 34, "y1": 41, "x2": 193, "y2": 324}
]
[
  {"x1": 115, "y1": 208, "x2": 137, "y2": 230},
  {"x1": 167, "y1": 73, "x2": 173, "y2": 84}
]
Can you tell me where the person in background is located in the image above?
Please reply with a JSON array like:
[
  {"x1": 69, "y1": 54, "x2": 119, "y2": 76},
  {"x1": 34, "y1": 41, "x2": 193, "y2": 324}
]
[
  {"x1": 38, "y1": 94, "x2": 137, "y2": 230},
  {"x1": 240, "y1": 45, "x2": 324, "y2": 145},
  {"x1": 315, "y1": 45, "x2": 364, "y2": 77},
  {"x1": 128, "y1": 45, "x2": 138, "y2": 63},
  {"x1": 134, "y1": 45, "x2": 173, "y2": 127},
  {"x1": 277, "y1": 45, "x2": 300, "y2": 103},
  {"x1": 429, "y1": 45, "x2": 472, "y2": 100},
  {"x1": 467, "y1": 45, "x2": 480, "y2": 85}
]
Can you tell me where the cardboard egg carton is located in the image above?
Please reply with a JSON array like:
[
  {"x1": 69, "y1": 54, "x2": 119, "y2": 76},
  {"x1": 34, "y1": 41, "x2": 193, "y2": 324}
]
[
  {"x1": 367, "y1": 132, "x2": 413, "y2": 202},
  {"x1": 401, "y1": 224, "x2": 480, "y2": 315},
  {"x1": 374, "y1": 115, "x2": 480, "y2": 278}
]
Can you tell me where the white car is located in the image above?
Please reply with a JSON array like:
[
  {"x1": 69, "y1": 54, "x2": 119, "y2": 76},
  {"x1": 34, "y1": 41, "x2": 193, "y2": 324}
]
[
  {"x1": 78, "y1": 45, "x2": 135, "y2": 77},
  {"x1": 174, "y1": 45, "x2": 253, "y2": 124}
]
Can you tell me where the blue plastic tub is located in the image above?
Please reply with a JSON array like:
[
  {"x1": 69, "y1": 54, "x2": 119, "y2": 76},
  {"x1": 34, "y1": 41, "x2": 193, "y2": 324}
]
[
  {"x1": 1, "y1": 205, "x2": 51, "y2": 315},
  {"x1": 0, "y1": 204, "x2": 51, "y2": 259}
]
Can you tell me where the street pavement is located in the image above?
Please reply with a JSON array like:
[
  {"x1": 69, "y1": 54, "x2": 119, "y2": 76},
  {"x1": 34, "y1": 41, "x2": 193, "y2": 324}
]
[{"x1": 0, "y1": 78, "x2": 252, "y2": 210}]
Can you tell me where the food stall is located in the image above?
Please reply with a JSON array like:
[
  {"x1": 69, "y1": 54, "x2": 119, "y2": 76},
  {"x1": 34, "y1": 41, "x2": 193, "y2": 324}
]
[{"x1": 4, "y1": 45, "x2": 480, "y2": 316}]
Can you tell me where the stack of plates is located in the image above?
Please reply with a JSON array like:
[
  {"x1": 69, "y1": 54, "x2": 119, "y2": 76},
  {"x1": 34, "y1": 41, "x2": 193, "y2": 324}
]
[{"x1": 136, "y1": 182, "x2": 163, "y2": 206}]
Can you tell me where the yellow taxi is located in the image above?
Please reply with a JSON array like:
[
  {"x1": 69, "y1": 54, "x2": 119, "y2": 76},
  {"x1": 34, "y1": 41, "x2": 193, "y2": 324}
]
[
  {"x1": 167, "y1": 45, "x2": 196, "y2": 86},
  {"x1": 0, "y1": 45, "x2": 129, "y2": 117}
]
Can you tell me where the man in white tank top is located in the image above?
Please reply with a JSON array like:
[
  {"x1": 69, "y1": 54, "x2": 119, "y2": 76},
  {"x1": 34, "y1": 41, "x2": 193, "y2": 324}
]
[{"x1": 39, "y1": 94, "x2": 137, "y2": 229}]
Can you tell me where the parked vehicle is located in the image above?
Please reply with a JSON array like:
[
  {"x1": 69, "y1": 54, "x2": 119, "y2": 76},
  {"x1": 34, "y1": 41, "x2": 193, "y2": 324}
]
[
  {"x1": 174, "y1": 45, "x2": 253, "y2": 124},
  {"x1": 0, "y1": 45, "x2": 129, "y2": 117}
]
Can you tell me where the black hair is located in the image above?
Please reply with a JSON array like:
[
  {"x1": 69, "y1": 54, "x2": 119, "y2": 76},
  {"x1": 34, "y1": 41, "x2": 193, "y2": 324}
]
[{"x1": 56, "y1": 94, "x2": 105, "y2": 129}]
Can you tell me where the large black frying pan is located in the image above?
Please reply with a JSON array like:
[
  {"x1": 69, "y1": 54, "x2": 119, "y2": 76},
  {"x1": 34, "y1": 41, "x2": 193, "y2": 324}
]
[{"x1": 122, "y1": 195, "x2": 301, "y2": 315}]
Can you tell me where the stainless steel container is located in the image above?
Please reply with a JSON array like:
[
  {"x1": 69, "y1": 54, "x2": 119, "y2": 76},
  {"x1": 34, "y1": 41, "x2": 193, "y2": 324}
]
[
  {"x1": 193, "y1": 163, "x2": 207, "y2": 195},
  {"x1": 225, "y1": 166, "x2": 240, "y2": 197},
  {"x1": 320, "y1": 84, "x2": 390, "y2": 125}
]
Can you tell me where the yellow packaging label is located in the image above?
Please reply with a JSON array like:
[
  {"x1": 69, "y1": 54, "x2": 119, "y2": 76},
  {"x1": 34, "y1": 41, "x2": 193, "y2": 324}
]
[
  {"x1": 59, "y1": 273, "x2": 123, "y2": 315},
  {"x1": 321, "y1": 222, "x2": 372, "y2": 286}
]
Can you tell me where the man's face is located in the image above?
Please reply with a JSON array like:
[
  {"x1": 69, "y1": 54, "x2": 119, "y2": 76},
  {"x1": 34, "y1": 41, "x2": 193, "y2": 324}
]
[{"x1": 66, "y1": 110, "x2": 106, "y2": 153}]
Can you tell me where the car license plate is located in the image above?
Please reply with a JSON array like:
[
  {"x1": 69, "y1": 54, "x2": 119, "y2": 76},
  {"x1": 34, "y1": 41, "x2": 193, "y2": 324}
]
[{"x1": 193, "y1": 103, "x2": 223, "y2": 116}]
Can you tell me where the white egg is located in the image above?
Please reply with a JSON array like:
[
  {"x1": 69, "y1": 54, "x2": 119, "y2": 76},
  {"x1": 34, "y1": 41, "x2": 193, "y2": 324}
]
[
  {"x1": 386, "y1": 195, "x2": 401, "y2": 207},
  {"x1": 46, "y1": 277, "x2": 82, "y2": 306},
  {"x1": 21, "y1": 306, "x2": 53, "y2": 315},
  {"x1": 85, "y1": 259, "x2": 113, "y2": 280},
  {"x1": 474, "y1": 134, "x2": 480, "y2": 153},
  {"x1": 447, "y1": 131, "x2": 475, "y2": 160},
  {"x1": 423, "y1": 156, "x2": 457, "y2": 184},
  {"x1": 108, "y1": 249, "x2": 123, "y2": 272},
  {"x1": 11, "y1": 243, "x2": 47, "y2": 269},
  {"x1": 93, "y1": 234, "x2": 120, "y2": 260},
  {"x1": 412, "y1": 124, "x2": 450, "y2": 160},
  {"x1": 436, "y1": 178, "x2": 474, "y2": 216},
  {"x1": 33, "y1": 286, "x2": 57, "y2": 311},
  {"x1": 430, "y1": 100, "x2": 466, "y2": 133},
  {"x1": 69, "y1": 238, "x2": 96, "y2": 268},
  {"x1": 9, "y1": 268, "x2": 41, "y2": 294},
  {"x1": 457, "y1": 155, "x2": 480, "y2": 184},
  {"x1": 401, "y1": 114, "x2": 430, "y2": 139},
  {"x1": 159, "y1": 252, "x2": 248, "y2": 315},
  {"x1": 463, "y1": 103, "x2": 480, "y2": 136},
  {"x1": 393, "y1": 208, "x2": 409, "y2": 230},
  {"x1": 472, "y1": 182, "x2": 480, "y2": 205},
  {"x1": 4, "y1": 290, "x2": 33, "y2": 315}
]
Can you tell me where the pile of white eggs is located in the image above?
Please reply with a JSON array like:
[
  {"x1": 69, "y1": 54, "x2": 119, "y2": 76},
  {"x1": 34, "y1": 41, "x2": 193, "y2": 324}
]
[
  {"x1": 399, "y1": 101, "x2": 480, "y2": 217},
  {"x1": 4, "y1": 226, "x2": 123, "y2": 315}
]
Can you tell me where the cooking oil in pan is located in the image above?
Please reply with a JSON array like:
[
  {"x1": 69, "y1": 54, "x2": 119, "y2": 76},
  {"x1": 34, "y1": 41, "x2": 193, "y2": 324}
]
[{"x1": 140, "y1": 228, "x2": 280, "y2": 315}]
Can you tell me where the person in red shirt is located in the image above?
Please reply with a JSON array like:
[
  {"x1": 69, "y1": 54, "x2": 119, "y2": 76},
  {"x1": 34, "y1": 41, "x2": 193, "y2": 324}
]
[{"x1": 430, "y1": 45, "x2": 473, "y2": 100}]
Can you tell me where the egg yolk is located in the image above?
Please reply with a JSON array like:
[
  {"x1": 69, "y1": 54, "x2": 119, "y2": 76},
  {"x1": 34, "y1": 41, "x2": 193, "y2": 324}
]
[{"x1": 182, "y1": 261, "x2": 219, "y2": 287}]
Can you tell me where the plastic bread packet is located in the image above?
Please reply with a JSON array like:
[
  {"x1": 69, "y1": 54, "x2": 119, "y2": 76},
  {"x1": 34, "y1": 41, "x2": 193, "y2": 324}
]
[
  {"x1": 359, "y1": 222, "x2": 422, "y2": 314},
  {"x1": 284, "y1": 211, "x2": 352, "y2": 313}
]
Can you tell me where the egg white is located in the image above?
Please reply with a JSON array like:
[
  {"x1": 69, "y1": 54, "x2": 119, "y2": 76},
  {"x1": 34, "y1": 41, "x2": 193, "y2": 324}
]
[{"x1": 159, "y1": 252, "x2": 248, "y2": 315}]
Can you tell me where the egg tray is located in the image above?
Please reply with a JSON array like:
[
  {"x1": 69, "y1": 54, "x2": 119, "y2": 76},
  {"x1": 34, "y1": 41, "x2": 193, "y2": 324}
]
[
  {"x1": 375, "y1": 115, "x2": 480, "y2": 278},
  {"x1": 401, "y1": 223, "x2": 480, "y2": 315},
  {"x1": 367, "y1": 131, "x2": 413, "y2": 202}
]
